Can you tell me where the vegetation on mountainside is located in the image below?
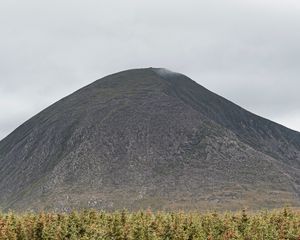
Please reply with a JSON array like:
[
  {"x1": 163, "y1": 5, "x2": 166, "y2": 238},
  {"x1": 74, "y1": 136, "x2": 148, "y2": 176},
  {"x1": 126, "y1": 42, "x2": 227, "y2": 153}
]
[{"x1": 0, "y1": 208, "x2": 299, "y2": 239}]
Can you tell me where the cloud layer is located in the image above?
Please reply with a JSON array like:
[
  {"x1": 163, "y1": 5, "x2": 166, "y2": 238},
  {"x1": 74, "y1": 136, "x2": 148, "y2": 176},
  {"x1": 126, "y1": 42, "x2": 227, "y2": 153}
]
[{"x1": 1, "y1": 0, "x2": 300, "y2": 139}]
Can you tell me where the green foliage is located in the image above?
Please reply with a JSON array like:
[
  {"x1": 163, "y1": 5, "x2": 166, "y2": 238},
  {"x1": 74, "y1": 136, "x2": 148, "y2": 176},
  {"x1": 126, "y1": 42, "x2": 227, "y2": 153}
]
[{"x1": 0, "y1": 208, "x2": 299, "y2": 239}]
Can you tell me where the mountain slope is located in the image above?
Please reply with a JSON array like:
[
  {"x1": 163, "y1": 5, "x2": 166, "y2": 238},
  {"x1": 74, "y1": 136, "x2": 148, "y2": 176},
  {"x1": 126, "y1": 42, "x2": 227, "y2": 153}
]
[{"x1": 0, "y1": 68, "x2": 299, "y2": 211}]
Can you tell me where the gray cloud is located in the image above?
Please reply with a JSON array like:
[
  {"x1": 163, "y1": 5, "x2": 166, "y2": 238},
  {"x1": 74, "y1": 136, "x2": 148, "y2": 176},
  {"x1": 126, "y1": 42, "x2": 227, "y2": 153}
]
[{"x1": 1, "y1": 0, "x2": 300, "y2": 139}]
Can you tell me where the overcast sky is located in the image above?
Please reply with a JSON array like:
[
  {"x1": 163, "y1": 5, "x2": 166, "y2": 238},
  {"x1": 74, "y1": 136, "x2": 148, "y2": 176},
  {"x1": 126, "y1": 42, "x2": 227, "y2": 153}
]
[{"x1": 1, "y1": 0, "x2": 300, "y2": 140}]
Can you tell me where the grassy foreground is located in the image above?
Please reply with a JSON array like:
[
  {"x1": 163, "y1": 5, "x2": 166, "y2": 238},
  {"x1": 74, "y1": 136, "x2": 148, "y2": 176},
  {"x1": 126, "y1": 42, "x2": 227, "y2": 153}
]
[{"x1": 0, "y1": 209, "x2": 299, "y2": 239}]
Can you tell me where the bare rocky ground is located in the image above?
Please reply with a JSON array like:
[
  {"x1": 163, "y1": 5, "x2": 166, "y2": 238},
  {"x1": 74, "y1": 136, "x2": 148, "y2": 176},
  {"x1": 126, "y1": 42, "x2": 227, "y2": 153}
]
[{"x1": 0, "y1": 68, "x2": 299, "y2": 211}]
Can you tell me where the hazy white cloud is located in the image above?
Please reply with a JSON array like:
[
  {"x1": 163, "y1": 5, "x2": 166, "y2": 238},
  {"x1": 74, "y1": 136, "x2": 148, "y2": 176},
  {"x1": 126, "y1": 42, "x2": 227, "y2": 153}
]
[{"x1": 0, "y1": 0, "x2": 299, "y2": 139}]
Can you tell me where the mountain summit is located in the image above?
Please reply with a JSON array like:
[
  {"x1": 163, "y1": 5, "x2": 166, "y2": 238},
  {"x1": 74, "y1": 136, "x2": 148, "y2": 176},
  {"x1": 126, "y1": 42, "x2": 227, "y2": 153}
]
[{"x1": 0, "y1": 68, "x2": 299, "y2": 211}]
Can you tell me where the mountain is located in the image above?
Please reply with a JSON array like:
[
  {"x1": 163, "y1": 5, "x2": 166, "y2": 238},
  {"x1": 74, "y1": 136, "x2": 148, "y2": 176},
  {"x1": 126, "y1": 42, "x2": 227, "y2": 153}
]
[{"x1": 0, "y1": 68, "x2": 299, "y2": 211}]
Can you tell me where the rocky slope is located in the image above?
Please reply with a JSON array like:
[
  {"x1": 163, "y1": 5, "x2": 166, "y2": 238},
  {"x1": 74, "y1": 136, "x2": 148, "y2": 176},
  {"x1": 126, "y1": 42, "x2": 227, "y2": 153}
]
[{"x1": 0, "y1": 68, "x2": 299, "y2": 211}]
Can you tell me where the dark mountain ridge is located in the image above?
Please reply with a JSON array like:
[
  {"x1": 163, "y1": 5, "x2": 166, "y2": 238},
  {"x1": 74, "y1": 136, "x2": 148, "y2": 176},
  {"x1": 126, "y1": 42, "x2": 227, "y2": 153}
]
[{"x1": 0, "y1": 68, "x2": 299, "y2": 211}]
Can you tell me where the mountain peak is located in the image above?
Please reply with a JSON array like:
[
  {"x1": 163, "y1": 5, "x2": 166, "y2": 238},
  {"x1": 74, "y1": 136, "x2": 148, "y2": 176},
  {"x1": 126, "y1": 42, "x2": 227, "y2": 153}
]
[{"x1": 0, "y1": 68, "x2": 299, "y2": 211}]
